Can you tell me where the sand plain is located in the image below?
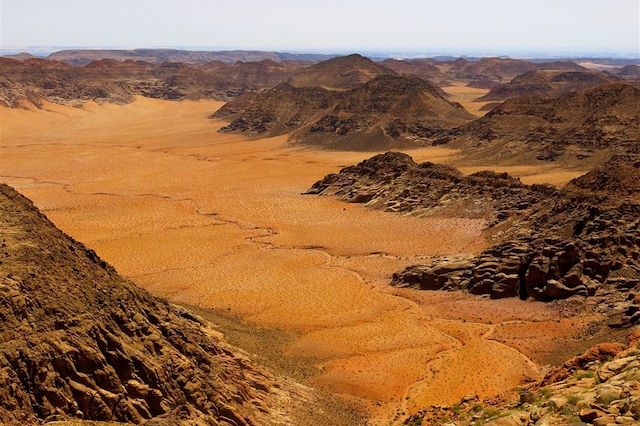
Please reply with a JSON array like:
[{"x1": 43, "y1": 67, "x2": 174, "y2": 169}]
[{"x1": 0, "y1": 98, "x2": 595, "y2": 423}]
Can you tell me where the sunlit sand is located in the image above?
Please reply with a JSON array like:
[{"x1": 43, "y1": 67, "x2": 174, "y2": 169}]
[{"x1": 0, "y1": 98, "x2": 592, "y2": 422}]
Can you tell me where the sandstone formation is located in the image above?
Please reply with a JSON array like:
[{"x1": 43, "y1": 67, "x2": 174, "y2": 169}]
[
  {"x1": 381, "y1": 57, "x2": 586, "y2": 85},
  {"x1": 465, "y1": 77, "x2": 501, "y2": 89},
  {"x1": 213, "y1": 83, "x2": 339, "y2": 136},
  {"x1": 611, "y1": 64, "x2": 640, "y2": 80},
  {"x1": 0, "y1": 184, "x2": 300, "y2": 425},
  {"x1": 405, "y1": 331, "x2": 640, "y2": 425},
  {"x1": 477, "y1": 69, "x2": 616, "y2": 102},
  {"x1": 0, "y1": 57, "x2": 304, "y2": 107},
  {"x1": 288, "y1": 54, "x2": 394, "y2": 90},
  {"x1": 308, "y1": 153, "x2": 640, "y2": 318},
  {"x1": 380, "y1": 58, "x2": 442, "y2": 81},
  {"x1": 306, "y1": 151, "x2": 553, "y2": 221},
  {"x1": 46, "y1": 48, "x2": 333, "y2": 65},
  {"x1": 216, "y1": 74, "x2": 474, "y2": 150},
  {"x1": 461, "y1": 83, "x2": 640, "y2": 160}
]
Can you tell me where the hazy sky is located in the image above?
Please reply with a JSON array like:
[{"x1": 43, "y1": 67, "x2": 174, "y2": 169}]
[{"x1": 1, "y1": 0, "x2": 639, "y2": 56}]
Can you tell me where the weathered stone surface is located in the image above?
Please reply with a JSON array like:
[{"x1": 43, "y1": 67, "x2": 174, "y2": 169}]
[
  {"x1": 405, "y1": 335, "x2": 640, "y2": 426},
  {"x1": 0, "y1": 184, "x2": 297, "y2": 425}
]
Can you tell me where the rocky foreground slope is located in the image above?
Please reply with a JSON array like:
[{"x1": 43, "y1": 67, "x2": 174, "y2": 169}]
[
  {"x1": 406, "y1": 331, "x2": 640, "y2": 425},
  {"x1": 0, "y1": 184, "x2": 306, "y2": 425},
  {"x1": 308, "y1": 153, "x2": 640, "y2": 324}
]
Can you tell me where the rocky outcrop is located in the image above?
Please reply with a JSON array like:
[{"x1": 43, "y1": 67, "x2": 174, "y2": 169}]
[
  {"x1": 466, "y1": 77, "x2": 501, "y2": 89},
  {"x1": 213, "y1": 83, "x2": 340, "y2": 135},
  {"x1": 217, "y1": 75, "x2": 474, "y2": 150},
  {"x1": 309, "y1": 154, "x2": 640, "y2": 311},
  {"x1": 297, "y1": 75, "x2": 473, "y2": 149},
  {"x1": 405, "y1": 331, "x2": 640, "y2": 425},
  {"x1": 461, "y1": 83, "x2": 640, "y2": 159},
  {"x1": 391, "y1": 160, "x2": 640, "y2": 308},
  {"x1": 307, "y1": 151, "x2": 555, "y2": 223},
  {"x1": 288, "y1": 54, "x2": 394, "y2": 90},
  {"x1": 477, "y1": 69, "x2": 616, "y2": 102},
  {"x1": 380, "y1": 58, "x2": 442, "y2": 81},
  {"x1": 0, "y1": 184, "x2": 299, "y2": 425}
]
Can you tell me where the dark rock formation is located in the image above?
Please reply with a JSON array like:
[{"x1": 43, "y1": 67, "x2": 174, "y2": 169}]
[
  {"x1": 288, "y1": 53, "x2": 394, "y2": 90},
  {"x1": 477, "y1": 70, "x2": 616, "y2": 102},
  {"x1": 461, "y1": 83, "x2": 640, "y2": 159},
  {"x1": 306, "y1": 151, "x2": 554, "y2": 223},
  {"x1": 0, "y1": 57, "x2": 305, "y2": 107},
  {"x1": 217, "y1": 75, "x2": 474, "y2": 150},
  {"x1": 308, "y1": 154, "x2": 640, "y2": 317}
]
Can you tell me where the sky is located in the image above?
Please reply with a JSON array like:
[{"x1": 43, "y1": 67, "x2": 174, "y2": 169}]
[{"x1": 1, "y1": 0, "x2": 639, "y2": 57}]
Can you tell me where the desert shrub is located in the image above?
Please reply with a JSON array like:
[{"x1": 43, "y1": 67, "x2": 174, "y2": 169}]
[
  {"x1": 575, "y1": 370, "x2": 595, "y2": 380},
  {"x1": 597, "y1": 392, "x2": 620, "y2": 407},
  {"x1": 567, "y1": 394, "x2": 582, "y2": 405}
]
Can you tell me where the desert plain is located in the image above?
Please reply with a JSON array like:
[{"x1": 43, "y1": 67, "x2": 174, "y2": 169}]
[{"x1": 0, "y1": 89, "x2": 604, "y2": 424}]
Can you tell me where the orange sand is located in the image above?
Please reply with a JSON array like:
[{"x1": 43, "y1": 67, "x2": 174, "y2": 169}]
[
  {"x1": 0, "y1": 98, "x2": 591, "y2": 423},
  {"x1": 441, "y1": 83, "x2": 492, "y2": 116}
]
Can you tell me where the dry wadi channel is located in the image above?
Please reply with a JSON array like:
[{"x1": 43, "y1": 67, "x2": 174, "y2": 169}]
[{"x1": 0, "y1": 96, "x2": 593, "y2": 423}]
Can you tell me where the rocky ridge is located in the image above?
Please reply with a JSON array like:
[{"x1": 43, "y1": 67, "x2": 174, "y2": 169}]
[
  {"x1": 216, "y1": 75, "x2": 474, "y2": 150},
  {"x1": 0, "y1": 57, "x2": 304, "y2": 107},
  {"x1": 477, "y1": 70, "x2": 616, "y2": 102},
  {"x1": 45, "y1": 49, "x2": 334, "y2": 66},
  {"x1": 0, "y1": 183, "x2": 306, "y2": 425},
  {"x1": 460, "y1": 83, "x2": 640, "y2": 161},
  {"x1": 308, "y1": 153, "x2": 640, "y2": 321}
]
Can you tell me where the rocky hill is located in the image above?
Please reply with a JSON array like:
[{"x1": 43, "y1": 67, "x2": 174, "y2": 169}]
[
  {"x1": 477, "y1": 69, "x2": 615, "y2": 102},
  {"x1": 380, "y1": 58, "x2": 442, "y2": 81},
  {"x1": 288, "y1": 54, "x2": 394, "y2": 90},
  {"x1": 406, "y1": 331, "x2": 640, "y2": 425},
  {"x1": 382, "y1": 57, "x2": 586, "y2": 85},
  {"x1": 611, "y1": 64, "x2": 640, "y2": 80},
  {"x1": 47, "y1": 48, "x2": 333, "y2": 65},
  {"x1": 308, "y1": 154, "x2": 640, "y2": 324},
  {"x1": 465, "y1": 77, "x2": 501, "y2": 89},
  {"x1": 461, "y1": 83, "x2": 640, "y2": 160},
  {"x1": 216, "y1": 74, "x2": 475, "y2": 149},
  {"x1": 213, "y1": 83, "x2": 340, "y2": 135},
  {"x1": 0, "y1": 183, "x2": 303, "y2": 425},
  {"x1": 297, "y1": 75, "x2": 473, "y2": 149},
  {"x1": 0, "y1": 57, "x2": 304, "y2": 107}
]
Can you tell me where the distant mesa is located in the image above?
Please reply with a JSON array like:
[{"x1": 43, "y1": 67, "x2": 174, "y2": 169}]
[
  {"x1": 0, "y1": 56, "x2": 304, "y2": 107},
  {"x1": 46, "y1": 48, "x2": 335, "y2": 65}
]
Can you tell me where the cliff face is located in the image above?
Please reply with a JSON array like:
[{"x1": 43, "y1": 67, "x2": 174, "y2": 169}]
[{"x1": 0, "y1": 184, "x2": 296, "y2": 425}]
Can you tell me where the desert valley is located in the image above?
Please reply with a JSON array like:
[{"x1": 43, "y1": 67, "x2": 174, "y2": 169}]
[{"x1": 1, "y1": 12, "x2": 640, "y2": 426}]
